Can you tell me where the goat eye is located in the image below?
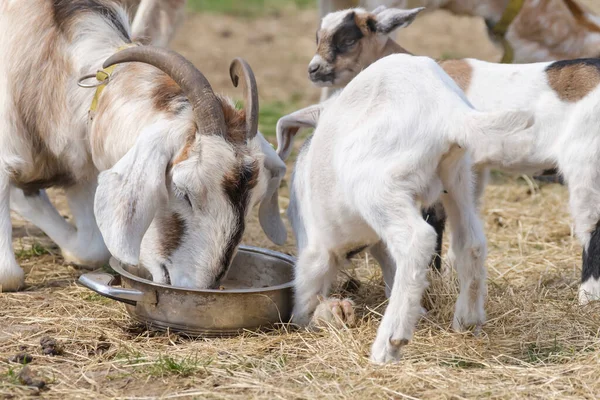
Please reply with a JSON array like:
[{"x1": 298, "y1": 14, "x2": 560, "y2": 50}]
[
  {"x1": 174, "y1": 186, "x2": 193, "y2": 208},
  {"x1": 183, "y1": 193, "x2": 192, "y2": 208},
  {"x1": 344, "y1": 39, "x2": 356, "y2": 47}
]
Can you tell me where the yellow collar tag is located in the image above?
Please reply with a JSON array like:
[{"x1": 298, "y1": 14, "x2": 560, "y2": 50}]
[
  {"x1": 491, "y1": 0, "x2": 525, "y2": 63},
  {"x1": 89, "y1": 44, "x2": 133, "y2": 114}
]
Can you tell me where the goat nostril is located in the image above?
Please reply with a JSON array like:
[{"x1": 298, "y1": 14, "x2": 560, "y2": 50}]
[{"x1": 308, "y1": 64, "x2": 321, "y2": 74}]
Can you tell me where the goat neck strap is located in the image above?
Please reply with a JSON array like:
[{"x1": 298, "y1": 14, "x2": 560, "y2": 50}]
[
  {"x1": 89, "y1": 44, "x2": 134, "y2": 114},
  {"x1": 491, "y1": 0, "x2": 525, "y2": 63}
]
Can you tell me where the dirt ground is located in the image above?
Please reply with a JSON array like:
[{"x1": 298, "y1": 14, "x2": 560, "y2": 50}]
[{"x1": 3, "y1": 1, "x2": 600, "y2": 399}]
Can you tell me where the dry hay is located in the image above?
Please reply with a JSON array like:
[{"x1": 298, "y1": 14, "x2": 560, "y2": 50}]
[{"x1": 1, "y1": 172, "x2": 600, "y2": 399}]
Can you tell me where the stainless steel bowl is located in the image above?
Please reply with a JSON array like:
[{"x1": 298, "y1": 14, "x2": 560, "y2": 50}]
[{"x1": 78, "y1": 246, "x2": 295, "y2": 336}]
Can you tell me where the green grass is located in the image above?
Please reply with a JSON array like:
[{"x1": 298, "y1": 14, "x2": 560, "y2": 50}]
[
  {"x1": 188, "y1": 0, "x2": 313, "y2": 16},
  {"x1": 526, "y1": 337, "x2": 567, "y2": 364},
  {"x1": 236, "y1": 98, "x2": 312, "y2": 141},
  {"x1": 148, "y1": 355, "x2": 205, "y2": 377},
  {"x1": 100, "y1": 262, "x2": 119, "y2": 277},
  {"x1": 258, "y1": 100, "x2": 302, "y2": 139},
  {"x1": 81, "y1": 293, "x2": 113, "y2": 304},
  {"x1": 3, "y1": 367, "x2": 19, "y2": 385},
  {"x1": 114, "y1": 351, "x2": 207, "y2": 378},
  {"x1": 439, "y1": 52, "x2": 462, "y2": 61},
  {"x1": 440, "y1": 357, "x2": 486, "y2": 369},
  {"x1": 15, "y1": 242, "x2": 50, "y2": 260},
  {"x1": 257, "y1": 99, "x2": 314, "y2": 162}
]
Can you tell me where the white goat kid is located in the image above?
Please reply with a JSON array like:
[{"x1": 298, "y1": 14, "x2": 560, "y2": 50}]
[
  {"x1": 0, "y1": 1, "x2": 286, "y2": 292},
  {"x1": 308, "y1": 6, "x2": 600, "y2": 305},
  {"x1": 282, "y1": 53, "x2": 536, "y2": 363}
]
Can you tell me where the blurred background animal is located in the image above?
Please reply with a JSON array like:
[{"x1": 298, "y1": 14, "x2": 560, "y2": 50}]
[
  {"x1": 320, "y1": 0, "x2": 600, "y2": 63},
  {"x1": 120, "y1": 0, "x2": 187, "y2": 46}
]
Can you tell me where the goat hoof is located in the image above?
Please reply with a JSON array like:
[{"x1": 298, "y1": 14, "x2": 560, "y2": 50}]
[
  {"x1": 579, "y1": 278, "x2": 600, "y2": 305},
  {"x1": 370, "y1": 336, "x2": 408, "y2": 364},
  {"x1": 452, "y1": 316, "x2": 484, "y2": 334},
  {"x1": 309, "y1": 297, "x2": 356, "y2": 329},
  {"x1": 0, "y1": 263, "x2": 25, "y2": 292}
]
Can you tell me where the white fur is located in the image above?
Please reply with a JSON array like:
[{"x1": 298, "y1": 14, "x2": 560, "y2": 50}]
[{"x1": 284, "y1": 54, "x2": 537, "y2": 362}]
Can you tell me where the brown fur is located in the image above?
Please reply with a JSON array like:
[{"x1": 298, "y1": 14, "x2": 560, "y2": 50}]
[
  {"x1": 563, "y1": 0, "x2": 600, "y2": 33},
  {"x1": 439, "y1": 59, "x2": 473, "y2": 93},
  {"x1": 159, "y1": 212, "x2": 186, "y2": 258},
  {"x1": 221, "y1": 161, "x2": 260, "y2": 199},
  {"x1": 316, "y1": 30, "x2": 336, "y2": 63},
  {"x1": 218, "y1": 159, "x2": 259, "y2": 281},
  {"x1": 219, "y1": 97, "x2": 248, "y2": 145},
  {"x1": 546, "y1": 61, "x2": 600, "y2": 102},
  {"x1": 172, "y1": 128, "x2": 197, "y2": 165},
  {"x1": 353, "y1": 12, "x2": 375, "y2": 35},
  {"x1": 381, "y1": 38, "x2": 410, "y2": 57},
  {"x1": 152, "y1": 73, "x2": 188, "y2": 115},
  {"x1": 510, "y1": 0, "x2": 600, "y2": 60}
]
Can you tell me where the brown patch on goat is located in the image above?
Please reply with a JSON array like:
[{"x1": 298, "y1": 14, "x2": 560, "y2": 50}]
[
  {"x1": 159, "y1": 212, "x2": 186, "y2": 258},
  {"x1": 172, "y1": 127, "x2": 198, "y2": 165},
  {"x1": 316, "y1": 30, "x2": 336, "y2": 63},
  {"x1": 439, "y1": 59, "x2": 473, "y2": 93},
  {"x1": 217, "y1": 160, "x2": 260, "y2": 283},
  {"x1": 219, "y1": 97, "x2": 248, "y2": 144},
  {"x1": 546, "y1": 59, "x2": 600, "y2": 102},
  {"x1": 152, "y1": 73, "x2": 187, "y2": 115},
  {"x1": 353, "y1": 12, "x2": 376, "y2": 35}
]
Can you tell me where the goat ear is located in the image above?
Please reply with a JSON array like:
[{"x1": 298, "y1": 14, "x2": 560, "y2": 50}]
[
  {"x1": 257, "y1": 133, "x2": 287, "y2": 245},
  {"x1": 373, "y1": 7, "x2": 425, "y2": 35},
  {"x1": 94, "y1": 121, "x2": 172, "y2": 265},
  {"x1": 276, "y1": 104, "x2": 322, "y2": 162}
]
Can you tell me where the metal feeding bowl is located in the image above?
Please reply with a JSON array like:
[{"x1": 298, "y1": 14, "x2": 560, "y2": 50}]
[{"x1": 78, "y1": 246, "x2": 294, "y2": 336}]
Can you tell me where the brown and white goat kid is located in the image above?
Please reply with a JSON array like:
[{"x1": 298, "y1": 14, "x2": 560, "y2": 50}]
[
  {"x1": 319, "y1": 0, "x2": 600, "y2": 63},
  {"x1": 0, "y1": 1, "x2": 286, "y2": 292},
  {"x1": 288, "y1": 6, "x2": 600, "y2": 304}
]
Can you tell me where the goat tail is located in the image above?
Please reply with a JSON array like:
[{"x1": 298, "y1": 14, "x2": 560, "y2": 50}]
[{"x1": 455, "y1": 109, "x2": 536, "y2": 167}]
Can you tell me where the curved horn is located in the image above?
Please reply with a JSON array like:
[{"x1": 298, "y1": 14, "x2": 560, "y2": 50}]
[
  {"x1": 229, "y1": 58, "x2": 259, "y2": 139},
  {"x1": 103, "y1": 46, "x2": 226, "y2": 136}
]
